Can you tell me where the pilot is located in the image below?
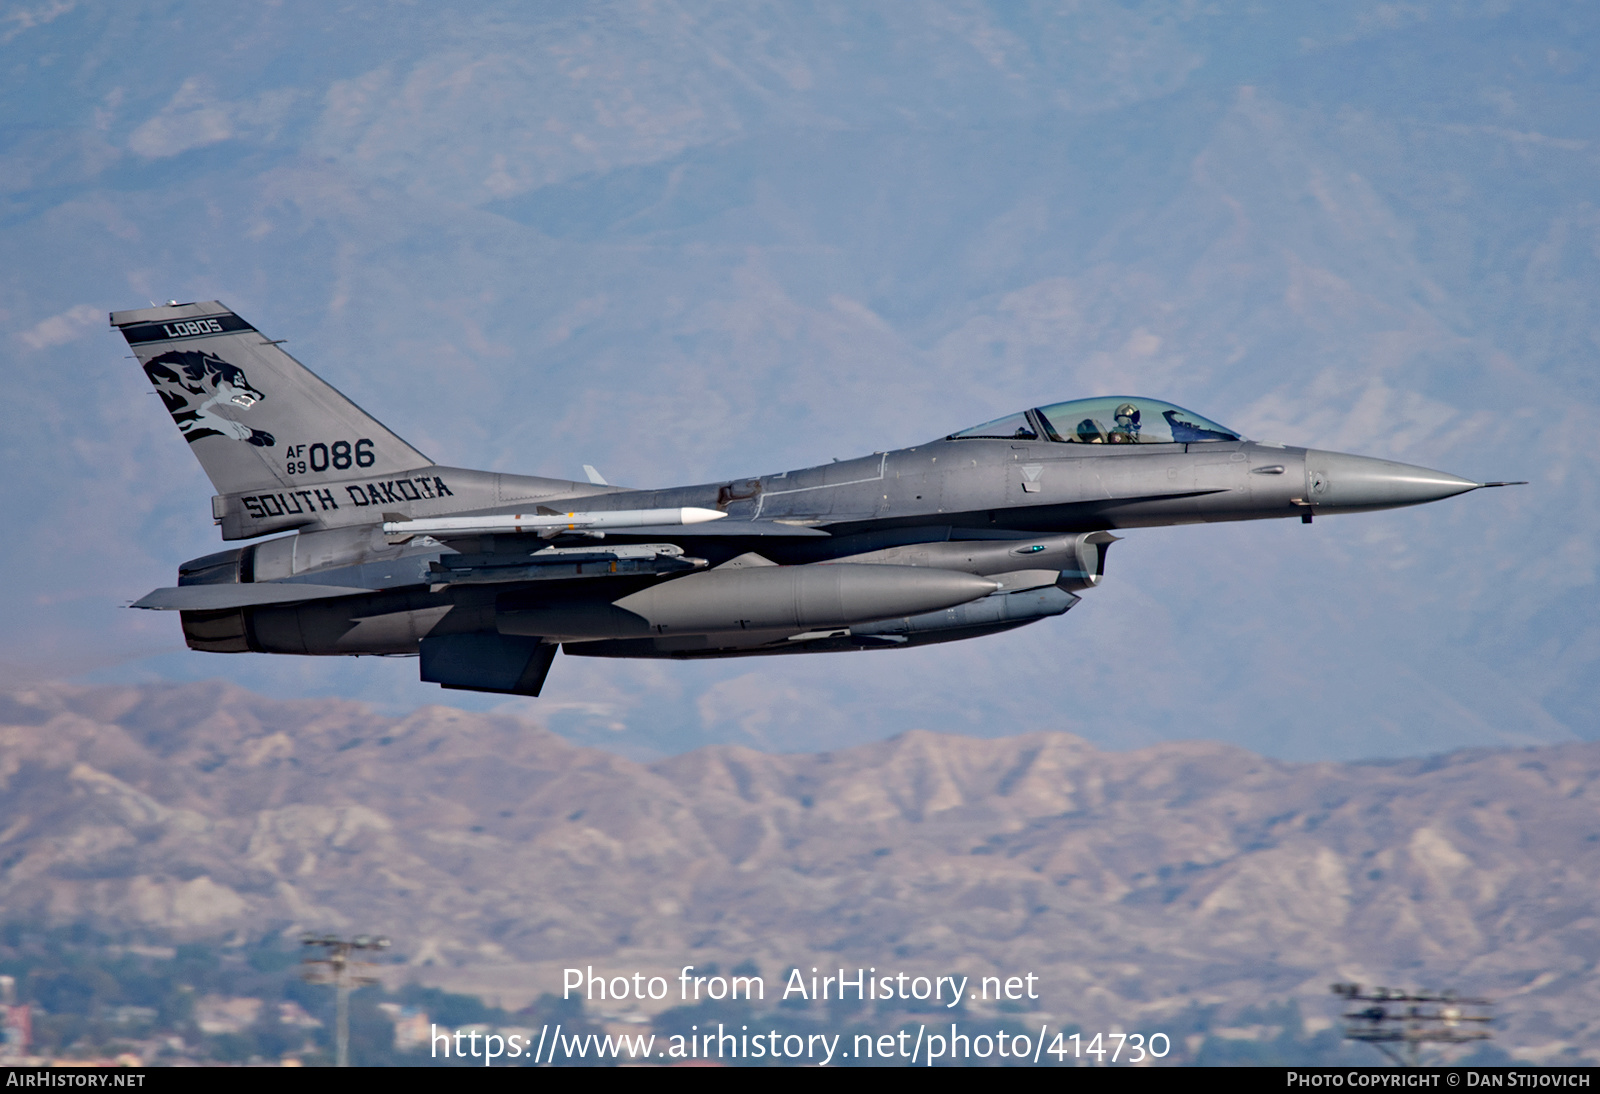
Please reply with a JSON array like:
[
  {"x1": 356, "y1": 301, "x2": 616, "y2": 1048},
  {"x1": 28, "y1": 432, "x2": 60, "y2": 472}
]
[
  {"x1": 1075, "y1": 419, "x2": 1107, "y2": 443},
  {"x1": 1108, "y1": 402, "x2": 1142, "y2": 444}
]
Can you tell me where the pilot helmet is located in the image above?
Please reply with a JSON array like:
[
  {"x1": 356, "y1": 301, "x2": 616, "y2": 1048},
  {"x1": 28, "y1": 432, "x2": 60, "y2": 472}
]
[{"x1": 1114, "y1": 402, "x2": 1141, "y2": 431}]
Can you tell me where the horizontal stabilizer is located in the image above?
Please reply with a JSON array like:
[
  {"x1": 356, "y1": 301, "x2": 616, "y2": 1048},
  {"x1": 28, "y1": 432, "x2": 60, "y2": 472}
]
[{"x1": 132, "y1": 583, "x2": 373, "y2": 611}]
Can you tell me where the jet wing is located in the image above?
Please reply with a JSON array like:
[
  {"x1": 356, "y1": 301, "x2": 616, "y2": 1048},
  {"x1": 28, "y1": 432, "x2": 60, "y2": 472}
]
[{"x1": 132, "y1": 583, "x2": 374, "y2": 611}]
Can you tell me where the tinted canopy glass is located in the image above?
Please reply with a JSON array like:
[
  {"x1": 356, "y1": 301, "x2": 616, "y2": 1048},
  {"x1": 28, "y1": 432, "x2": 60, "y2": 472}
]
[
  {"x1": 946, "y1": 410, "x2": 1039, "y2": 441},
  {"x1": 1032, "y1": 397, "x2": 1239, "y2": 445}
]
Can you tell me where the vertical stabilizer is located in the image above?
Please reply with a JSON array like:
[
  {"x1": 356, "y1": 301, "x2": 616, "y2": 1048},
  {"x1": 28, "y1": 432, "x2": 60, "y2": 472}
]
[{"x1": 112, "y1": 301, "x2": 431, "y2": 500}]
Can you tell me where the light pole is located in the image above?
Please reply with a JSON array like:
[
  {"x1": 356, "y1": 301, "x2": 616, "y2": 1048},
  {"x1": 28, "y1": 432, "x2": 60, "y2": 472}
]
[
  {"x1": 1330, "y1": 983, "x2": 1492, "y2": 1066},
  {"x1": 302, "y1": 934, "x2": 390, "y2": 1067}
]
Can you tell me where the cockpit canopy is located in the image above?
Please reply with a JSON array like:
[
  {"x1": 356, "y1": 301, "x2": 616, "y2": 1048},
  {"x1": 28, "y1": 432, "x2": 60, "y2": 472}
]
[{"x1": 947, "y1": 397, "x2": 1241, "y2": 446}]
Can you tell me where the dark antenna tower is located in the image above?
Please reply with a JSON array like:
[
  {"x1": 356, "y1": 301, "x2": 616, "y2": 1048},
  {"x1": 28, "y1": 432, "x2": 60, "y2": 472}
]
[
  {"x1": 302, "y1": 934, "x2": 390, "y2": 1067},
  {"x1": 1330, "y1": 983, "x2": 1492, "y2": 1066}
]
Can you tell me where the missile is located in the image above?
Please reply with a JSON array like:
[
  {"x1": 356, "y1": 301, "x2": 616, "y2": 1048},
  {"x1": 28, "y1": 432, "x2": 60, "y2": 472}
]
[{"x1": 382, "y1": 507, "x2": 727, "y2": 536}]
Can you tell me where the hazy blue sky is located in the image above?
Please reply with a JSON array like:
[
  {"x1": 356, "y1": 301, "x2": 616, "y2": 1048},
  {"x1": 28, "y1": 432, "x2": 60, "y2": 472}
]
[{"x1": 2, "y1": 1, "x2": 1594, "y2": 759}]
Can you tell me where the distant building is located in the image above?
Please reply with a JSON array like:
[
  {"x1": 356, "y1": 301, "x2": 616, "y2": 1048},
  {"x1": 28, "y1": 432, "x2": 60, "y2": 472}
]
[
  {"x1": 277, "y1": 1001, "x2": 321, "y2": 1029},
  {"x1": 0, "y1": 976, "x2": 29, "y2": 1059},
  {"x1": 376, "y1": 1003, "x2": 430, "y2": 1051},
  {"x1": 193, "y1": 995, "x2": 262, "y2": 1035},
  {"x1": 105, "y1": 1005, "x2": 157, "y2": 1027},
  {"x1": 1, "y1": 1006, "x2": 30, "y2": 1058}
]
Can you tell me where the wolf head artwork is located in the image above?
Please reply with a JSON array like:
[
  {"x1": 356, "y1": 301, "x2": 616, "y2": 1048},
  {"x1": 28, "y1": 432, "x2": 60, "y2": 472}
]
[{"x1": 144, "y1": 349, "x2": 275, "y2": 448}]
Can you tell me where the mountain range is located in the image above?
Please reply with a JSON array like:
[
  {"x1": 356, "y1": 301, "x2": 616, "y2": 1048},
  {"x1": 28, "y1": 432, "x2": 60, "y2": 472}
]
[
  {"x1": 1, "y1": 681, "x2": 1593, "y2": 1062},
  {"x1": 1, "y1": 1, "x2": 1595, "y2": 761}
]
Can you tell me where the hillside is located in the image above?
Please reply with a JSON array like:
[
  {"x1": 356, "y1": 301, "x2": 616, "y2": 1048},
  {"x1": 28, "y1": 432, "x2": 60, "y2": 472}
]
[{"x1": 0, "y1": 681, "x2": 1592, "y2": 1061}]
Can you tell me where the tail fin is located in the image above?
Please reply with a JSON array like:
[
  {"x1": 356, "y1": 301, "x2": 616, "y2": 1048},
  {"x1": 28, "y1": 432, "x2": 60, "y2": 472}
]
[{"x1": 112, "y1": 301, "x2": 431, "y2": 498}]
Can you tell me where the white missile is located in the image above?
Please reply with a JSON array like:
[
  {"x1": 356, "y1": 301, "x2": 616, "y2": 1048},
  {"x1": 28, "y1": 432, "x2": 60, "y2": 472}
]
[{"x1": 381, "y1": 506, "x2": 728, "y2": 536}]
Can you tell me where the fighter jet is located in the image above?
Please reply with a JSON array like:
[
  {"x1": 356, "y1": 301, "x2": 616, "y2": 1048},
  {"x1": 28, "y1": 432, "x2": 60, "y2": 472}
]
[{"x1": 116, "y1": 301, "x2": 1521, "y2": 698}]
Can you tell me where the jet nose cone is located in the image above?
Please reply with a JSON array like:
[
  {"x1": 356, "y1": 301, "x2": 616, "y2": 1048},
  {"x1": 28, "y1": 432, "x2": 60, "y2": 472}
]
[{"x1": 1304, "y1": 450, "x2": 1482, "y2": 513}]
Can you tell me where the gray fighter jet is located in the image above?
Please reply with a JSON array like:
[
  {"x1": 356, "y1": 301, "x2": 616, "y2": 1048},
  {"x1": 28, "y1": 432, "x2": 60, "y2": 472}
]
[{"x1": 117, "y1": 301, "x2": 1521, "y2": 698}]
